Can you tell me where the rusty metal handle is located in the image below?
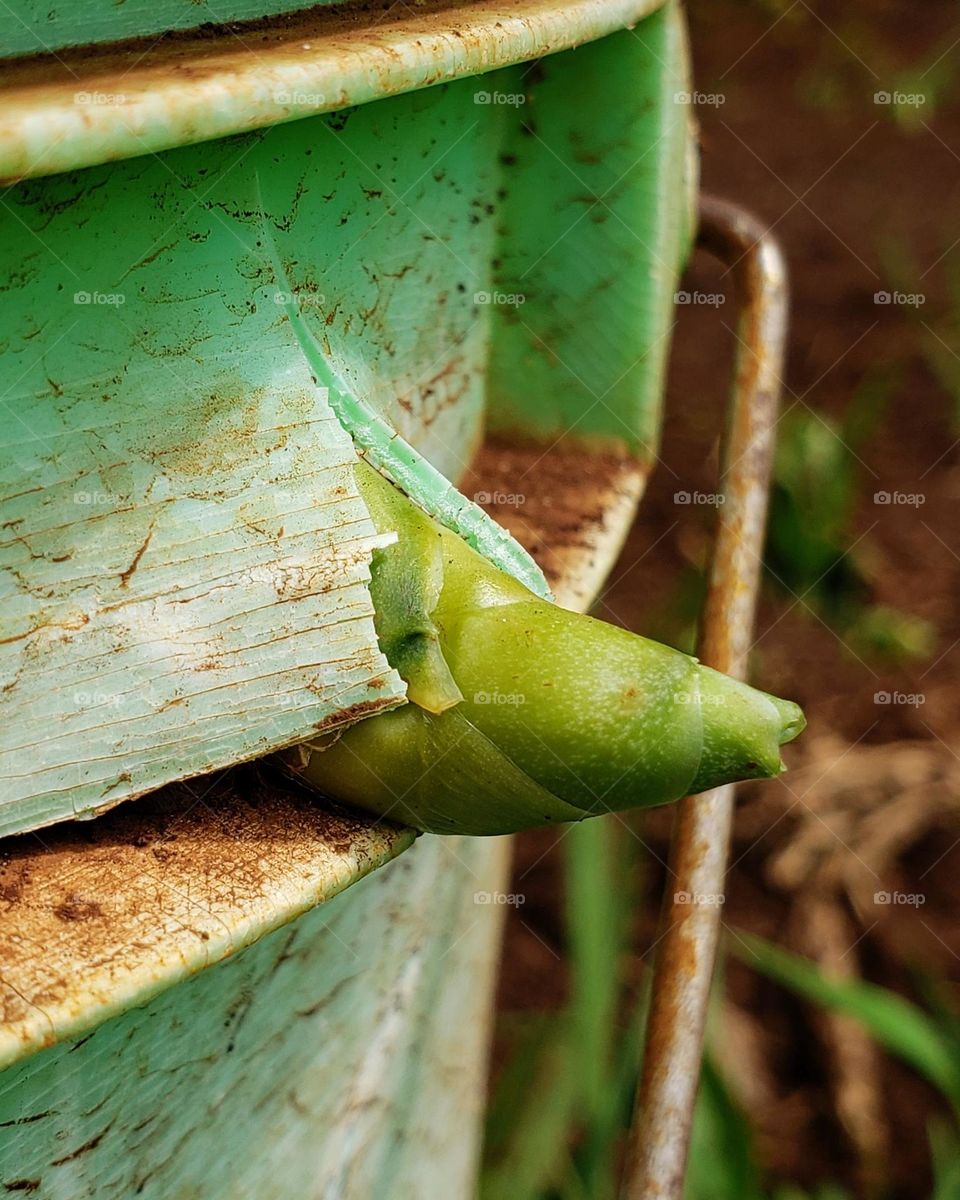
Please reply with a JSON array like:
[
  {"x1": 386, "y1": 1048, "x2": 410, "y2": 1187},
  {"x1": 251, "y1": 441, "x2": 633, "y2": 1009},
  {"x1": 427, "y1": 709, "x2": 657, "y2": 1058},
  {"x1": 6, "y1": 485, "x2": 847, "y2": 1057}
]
[{"x1": 621, "y1": 195, "x2": 789, "y2": 1200}]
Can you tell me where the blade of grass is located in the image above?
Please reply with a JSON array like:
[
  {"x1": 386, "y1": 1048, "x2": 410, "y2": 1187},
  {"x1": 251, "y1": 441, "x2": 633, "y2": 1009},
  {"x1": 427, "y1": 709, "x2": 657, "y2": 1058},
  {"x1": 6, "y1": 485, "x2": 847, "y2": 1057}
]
[
  {"x1": 731, "y1": 932, "x2": 960, "y2": 1116},
  {"x1": 557, "y1": 1147, "x2": 594, "y2": 1200},
  {"x1": 479, "y1": 1019, "x2": 578, "y2": 1200},
  {"x1": 565, "y1": 818, "x2": 623, "y2": 1116},
  {"x1": 482, "y1": 819, "x2": 642, "y2": 1200},
  {"x1": 685, "y1": 1054, "x2": 764, "y2": 1200},
  {"x1": 929, "y1": 1118, "x2": 960, "y2": 1200},
  {"x1": 771, "y1": 1186, "x2": 851, "y2": 1200},
  {"x1": 563, "y1": 817, "x2": 627, "y2": 1199},
  {"x1": 910, "y1": 969, "x2": 960, "y2": 1061},
  {"x1": 483, "y1": 1014, "x2": 557, "y2": 1164}
]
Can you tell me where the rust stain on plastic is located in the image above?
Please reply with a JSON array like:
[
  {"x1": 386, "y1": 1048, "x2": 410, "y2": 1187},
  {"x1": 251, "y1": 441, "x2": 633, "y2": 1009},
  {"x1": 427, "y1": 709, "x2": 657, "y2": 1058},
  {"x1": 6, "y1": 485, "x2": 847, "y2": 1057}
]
[{"x1": 0, "y1": 765, "x2": 414, "y2": 1059}]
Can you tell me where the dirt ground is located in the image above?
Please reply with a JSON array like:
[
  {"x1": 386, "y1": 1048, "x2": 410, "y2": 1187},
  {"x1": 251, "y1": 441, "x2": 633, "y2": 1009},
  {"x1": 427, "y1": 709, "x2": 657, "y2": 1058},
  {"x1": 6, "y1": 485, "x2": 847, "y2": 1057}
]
[{"x1": 494, "y1": 3, "x2": 960, "y2": 1195}]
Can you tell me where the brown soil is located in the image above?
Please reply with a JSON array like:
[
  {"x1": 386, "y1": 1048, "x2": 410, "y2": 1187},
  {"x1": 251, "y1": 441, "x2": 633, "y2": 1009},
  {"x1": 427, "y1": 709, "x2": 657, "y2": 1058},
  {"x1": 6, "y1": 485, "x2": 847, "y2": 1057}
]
[{"x1": 494, "y1": 3, "x2": 960, "y2": 1196}]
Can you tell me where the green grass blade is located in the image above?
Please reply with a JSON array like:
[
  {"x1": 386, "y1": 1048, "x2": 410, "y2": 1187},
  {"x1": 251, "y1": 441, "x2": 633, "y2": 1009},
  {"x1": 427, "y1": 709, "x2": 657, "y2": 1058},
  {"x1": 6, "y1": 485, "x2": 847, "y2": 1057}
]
[
  {"x1": 563, "y1": 817, "x2": 627, "y2": 1200},
  {"x1": 732, "y1": 932, "x2": 960, "y2": 1114},
  {"x1": 479, "y1": 1020, "x2": 578, "y2": 1200},
  {"x1": 564, "y1": 819, "x2": 622, "y2": 1116},
  {"x1": 685, "y1": 1054, "x2": 764, "y2": 1200},
  {"x1": 929, "y1": 1118, "x2": 960, "y2": 1200},
  {"x1": 482, "y1": 1014, "x2": 557, "y2": 1165},
  {"x1": 771, "y1": 1186, "x2": 851, "y2": 1200}
]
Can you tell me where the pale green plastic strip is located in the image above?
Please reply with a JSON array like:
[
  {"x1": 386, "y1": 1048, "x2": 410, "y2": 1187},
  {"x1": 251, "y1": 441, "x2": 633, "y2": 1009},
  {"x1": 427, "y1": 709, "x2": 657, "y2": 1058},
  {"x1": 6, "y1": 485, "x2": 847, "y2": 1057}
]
[{"x1": 0, "y1": 0, "x2": 668, "y2": 183}]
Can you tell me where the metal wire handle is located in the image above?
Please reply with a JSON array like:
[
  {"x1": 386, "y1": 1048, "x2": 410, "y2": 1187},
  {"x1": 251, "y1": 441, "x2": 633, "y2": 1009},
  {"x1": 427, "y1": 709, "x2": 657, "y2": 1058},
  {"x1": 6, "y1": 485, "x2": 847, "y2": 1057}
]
[{"x1": 621, "y1": 195, "x2": 789, "y2": 1200}]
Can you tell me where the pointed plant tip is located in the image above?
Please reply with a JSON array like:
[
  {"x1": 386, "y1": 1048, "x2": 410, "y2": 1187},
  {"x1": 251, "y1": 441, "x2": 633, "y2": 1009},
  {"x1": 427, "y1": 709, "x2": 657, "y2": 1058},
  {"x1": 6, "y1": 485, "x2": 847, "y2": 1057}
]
[
  {"x1": 771, "y1": 697, "x2": 806, "y2": 746},
  {"x1": 296, "y1": 467, "x2": 809, "y2": 834}
]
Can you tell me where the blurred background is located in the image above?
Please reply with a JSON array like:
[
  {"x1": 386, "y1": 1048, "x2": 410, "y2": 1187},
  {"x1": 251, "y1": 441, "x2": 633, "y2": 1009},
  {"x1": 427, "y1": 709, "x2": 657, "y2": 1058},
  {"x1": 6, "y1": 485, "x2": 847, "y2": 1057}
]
[{"x1": 482, "y1": 2, "x2": 960, "y2": 1197}]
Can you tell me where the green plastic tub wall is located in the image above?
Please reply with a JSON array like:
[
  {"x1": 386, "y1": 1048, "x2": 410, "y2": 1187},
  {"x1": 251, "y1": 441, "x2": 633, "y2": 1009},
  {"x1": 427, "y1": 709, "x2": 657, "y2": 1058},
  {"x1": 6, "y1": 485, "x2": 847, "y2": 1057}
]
[{"x1": 0, "y1": 1, "x2": 695, "y2": 1194}]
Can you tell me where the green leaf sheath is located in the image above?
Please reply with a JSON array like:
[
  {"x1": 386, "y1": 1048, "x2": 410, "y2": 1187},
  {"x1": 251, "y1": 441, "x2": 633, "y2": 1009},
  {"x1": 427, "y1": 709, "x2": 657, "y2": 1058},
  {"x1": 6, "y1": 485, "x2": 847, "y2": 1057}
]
[
  {"x1": 258, "y1": 197, "x2": 552, "y2": 601},
  {"x1": 294, "y1": 465, "x2": 805, "y2": 835}
]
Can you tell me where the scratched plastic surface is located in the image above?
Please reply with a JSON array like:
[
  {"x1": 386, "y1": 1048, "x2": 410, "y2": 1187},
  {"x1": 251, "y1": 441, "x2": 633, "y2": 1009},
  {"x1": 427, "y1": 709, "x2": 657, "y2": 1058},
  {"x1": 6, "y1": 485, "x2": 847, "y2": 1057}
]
[
  {"x1": 0, "y1": 4, "x2": 692, "y2": 838},
  {"x1": 0, "y1": 4, "x2": 693, "y2": 1196}
]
